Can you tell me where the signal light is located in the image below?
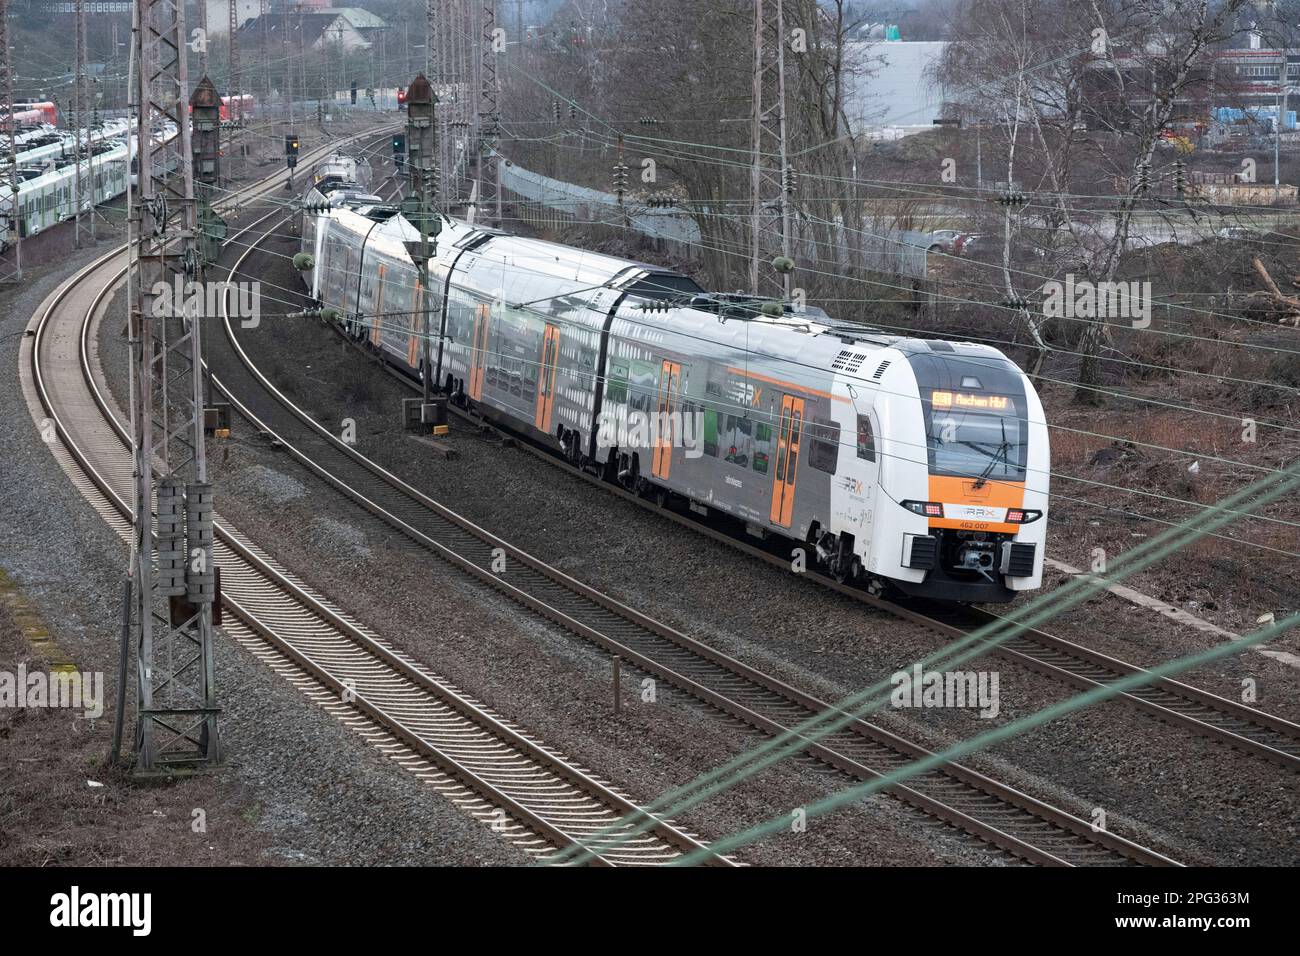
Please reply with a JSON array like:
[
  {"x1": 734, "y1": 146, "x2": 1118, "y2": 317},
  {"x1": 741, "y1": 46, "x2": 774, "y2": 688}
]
[{"x1": 902, "y1": 500, "x2": 944, "y2": 518}]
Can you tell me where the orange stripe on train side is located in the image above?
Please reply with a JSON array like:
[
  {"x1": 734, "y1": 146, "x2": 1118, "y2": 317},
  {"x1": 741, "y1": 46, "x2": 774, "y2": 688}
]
[{"x1": 723, "y1": 367, "x2": 850, "y2": 404}]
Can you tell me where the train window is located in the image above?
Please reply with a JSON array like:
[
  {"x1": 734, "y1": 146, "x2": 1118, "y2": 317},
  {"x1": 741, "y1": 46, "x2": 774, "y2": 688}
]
[
  {"x1": 808, "y1": 418, "x2": 840, "y2": 475},
  {"x1": 702, "y1": 408, "x2": 719, "y2": 456},
  {"x1": 629, "y1": 360, "x2": 656, "y2": 412},
  {"x1": 856, "y1": 415, "x2": 876, "y2": 462},
  {"x1": 752, "y1": 421, "x2": 772, "y2": 474},
  {"x1": 722, "y1": 414, "x2": 754, "y2": 468},
  {"x1": 606, "y1": 361, "x2": 629, "y2": 404},
  {"x1": 927, "y1": 410, "x2": 1026, "y2": 481}
]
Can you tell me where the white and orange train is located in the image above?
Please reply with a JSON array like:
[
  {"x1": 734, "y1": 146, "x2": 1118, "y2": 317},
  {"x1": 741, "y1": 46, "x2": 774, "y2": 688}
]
[{"x1": 299, "y1": 173, "x2": 1049, "y2": 603}]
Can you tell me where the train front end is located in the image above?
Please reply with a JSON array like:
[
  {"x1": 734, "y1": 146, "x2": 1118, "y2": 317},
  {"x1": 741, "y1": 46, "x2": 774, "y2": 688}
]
[{"x1": 869, "y1": 341, "x2": 1049, "y2": 604}]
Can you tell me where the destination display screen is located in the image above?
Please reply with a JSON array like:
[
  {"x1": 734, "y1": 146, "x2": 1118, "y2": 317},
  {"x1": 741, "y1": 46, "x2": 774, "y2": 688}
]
[{"x1": 930, "y1": 390, "x2": 1010, "y2": 411}]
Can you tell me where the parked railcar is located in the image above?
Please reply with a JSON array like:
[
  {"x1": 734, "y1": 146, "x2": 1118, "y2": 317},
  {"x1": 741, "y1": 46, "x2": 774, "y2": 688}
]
[
  {"x1": 1, "y1": 139, "x2": 129, "y2": 239},
  {"x1": 300, "y1": 183, "x2": 1050, "y2": 603}
]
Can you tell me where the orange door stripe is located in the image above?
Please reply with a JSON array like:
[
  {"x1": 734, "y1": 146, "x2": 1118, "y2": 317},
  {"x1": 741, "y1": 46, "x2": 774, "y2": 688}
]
[
  {"x1": 469, "y1": 303, "x2": 489, "y2": 400},
  {"x1": 769, "y1": 395, "x2": 804, "y2": 526},
  {"x1": 407, "y1": 279, "x2": 423, "y2": 368},
  {"x1": 653, "y1": 360, "x2": 681, "y2": 480},
  {"x1": 371, "y1": 264, "x2": 386, "y2": 347},
  {"x1": 535, "y1": 324, "x2": 561, "y2": 432}
]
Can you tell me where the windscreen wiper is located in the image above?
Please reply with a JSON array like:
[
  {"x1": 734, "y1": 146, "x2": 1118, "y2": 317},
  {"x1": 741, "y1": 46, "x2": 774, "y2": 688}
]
[{"x1": 972, "y1": 418, "x2": 1010, "y2": 490}]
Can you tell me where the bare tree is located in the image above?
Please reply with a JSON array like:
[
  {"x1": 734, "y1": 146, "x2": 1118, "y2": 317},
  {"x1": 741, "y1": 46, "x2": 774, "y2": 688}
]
[
  {"x1": 1070, "y1": 1, "x2": 1247, "y2": 395},
  {"x1": 938, "y1": 0, "x2": 1248, "y2": 396}
]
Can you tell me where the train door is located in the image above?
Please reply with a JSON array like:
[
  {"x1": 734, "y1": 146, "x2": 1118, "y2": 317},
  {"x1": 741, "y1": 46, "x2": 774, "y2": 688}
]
[
  {"x1": 407, "y1": 279, "x2": 423, "y2": 369},
  {"x1": 769, "y1": 394, "x2": 805, "y2": 527},
  {"x1": 653, "y1": 360, "x2": 682, "y2": 480},
  {"x1": 468, "y1": 303, "x2": 489, "y2": 400},
  {"x1": 342, "y1": 247, "x2": 358, "y2": 336},
  {"x1": 534, "y1": 323, "x2": 561, "y2": 432},
  {"x1": 370, "y1": 264, "x2": 387, "y2": 348}
]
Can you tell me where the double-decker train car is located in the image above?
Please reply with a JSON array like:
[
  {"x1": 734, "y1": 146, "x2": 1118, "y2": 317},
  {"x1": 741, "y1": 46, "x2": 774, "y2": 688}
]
[
  {"x1": 300, "y1": 177, "x2": 1050, "y2": 603},
  {"x1": 1, "y1": 101, "x2": 58, "y2": 130},
  {"x1": 5, "y1": 118, "x2": 132, "y2": 169},
  {"x1": 0, "y1": 122, "x2": 176, "y2": 243},
  {"x1": 1, "y1": 137, "x2": 130, "y2": 239}
]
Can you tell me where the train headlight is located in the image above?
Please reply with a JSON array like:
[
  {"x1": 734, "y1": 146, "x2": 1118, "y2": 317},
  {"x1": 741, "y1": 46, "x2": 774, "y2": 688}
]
[
  {"x1": 901, "y1": 500, "x2": 944, "y2": 518},
  {"x1": 1004, "y1": 509, "x2": 1043, "y2": 524}
]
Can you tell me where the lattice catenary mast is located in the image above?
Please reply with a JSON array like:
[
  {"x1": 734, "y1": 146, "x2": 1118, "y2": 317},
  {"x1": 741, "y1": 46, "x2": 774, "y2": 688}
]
[
  {"x1": 128, "y1": 0, "x2": 221, "y2": 769},
  {"x1": 229, "y1": 0, "x2": 240, "y2": 122},
  {"x1": 74, "y1": 0, "x2": 87, "y2": 245},
  {"x1": 750, "y1": 0, "x2": 792, "y2": 299},
  {"x1": 0, "y1": 0, "x2": 20, "y2": 279},
  {"x1": 478, "y1": 0, "x2": 501, "y2": 226}
]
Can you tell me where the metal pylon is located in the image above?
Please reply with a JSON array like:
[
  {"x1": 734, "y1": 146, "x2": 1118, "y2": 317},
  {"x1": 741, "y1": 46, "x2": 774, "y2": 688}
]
[
  {"x1": 0, "y1": 0, "x2": 21, "y2": 279},
  {"x1": 74, "y1": 0, "x2": 87, "y2": 246},
  {"x1": 750, "y1": 0, "x2": 792, "y2": 299},
  {"x1": 478, "y1": 0, "x2": 500, "y2": 226},
  {"x1": 129, "y1": 0, "x2": 220, "y2": 770},
  {"x1": 229, "y1": 0, "x2": 241, "y2": 121}
]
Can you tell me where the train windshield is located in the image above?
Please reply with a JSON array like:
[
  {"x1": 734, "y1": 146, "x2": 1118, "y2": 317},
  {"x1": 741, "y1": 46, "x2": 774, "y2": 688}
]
[{"x1": 926, "y1": 410, "x2": 1027, "y2": 482}]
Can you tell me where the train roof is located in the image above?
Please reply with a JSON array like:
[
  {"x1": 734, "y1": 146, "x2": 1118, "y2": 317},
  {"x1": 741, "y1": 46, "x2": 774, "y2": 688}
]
[{"x1": 312, "y1": 192, "x2": 1017, "y2": 374}]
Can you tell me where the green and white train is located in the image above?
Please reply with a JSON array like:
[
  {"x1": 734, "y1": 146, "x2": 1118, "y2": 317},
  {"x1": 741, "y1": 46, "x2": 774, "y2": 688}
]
[{"x1": 0, "y1": 121, "x2": 174, "y2": 243}]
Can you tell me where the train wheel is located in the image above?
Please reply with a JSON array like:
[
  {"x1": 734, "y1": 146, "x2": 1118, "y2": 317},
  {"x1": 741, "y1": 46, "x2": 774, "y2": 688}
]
[
  {"x1": 617, "y1": 453, "x2": 639, "y2": 492},
  {"x1": 832, "y1": 556, "x2": 861, "y2": 585}
]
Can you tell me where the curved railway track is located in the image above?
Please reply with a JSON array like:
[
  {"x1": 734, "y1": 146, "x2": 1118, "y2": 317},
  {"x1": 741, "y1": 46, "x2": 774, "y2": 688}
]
[
  {"x1": 213, "y1": 214, "x2": 1189, "y2": 866},
  {"x1": 22, "y1": 135, "x2": 728, "y2": 867}
]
